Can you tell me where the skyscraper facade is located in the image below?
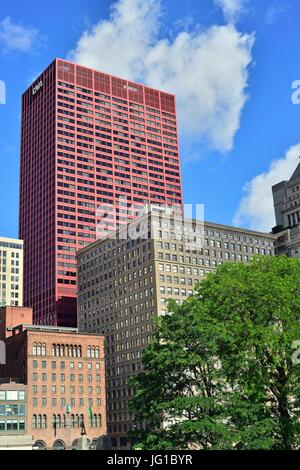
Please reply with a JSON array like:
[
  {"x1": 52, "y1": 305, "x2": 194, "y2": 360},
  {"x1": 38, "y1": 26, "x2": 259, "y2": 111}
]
[{"x1": 19, "y1": 59, "x2": 183, "y2": 327}]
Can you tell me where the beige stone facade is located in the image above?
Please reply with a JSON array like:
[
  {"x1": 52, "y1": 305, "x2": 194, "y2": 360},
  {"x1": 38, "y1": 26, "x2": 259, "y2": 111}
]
[
  {"x1": 77, "y1": 208, "x2": 275, "y2": 448},
  {"x1": 272, "y1": 161, "x2": 300, "y2": 257}
]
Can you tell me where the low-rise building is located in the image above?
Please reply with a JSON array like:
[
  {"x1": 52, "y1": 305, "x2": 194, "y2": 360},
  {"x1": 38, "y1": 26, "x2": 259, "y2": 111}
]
[
  {"x1": 0, "y1": 306, "x2": 33, "y2": 340},
  {"x1": 0, "y1": 381, "x2": 34, "y2": 450},
  {"x1": 0, "y1": 324, "x2": 106, "y2": 450},
  {"x1": 77, "y1": 207, "x2": 275, "y2": 448}
]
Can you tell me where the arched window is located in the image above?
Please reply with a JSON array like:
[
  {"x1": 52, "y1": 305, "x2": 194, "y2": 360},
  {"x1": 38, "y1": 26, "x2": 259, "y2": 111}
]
[
  {"x1": 69, "y1": 345, "x2": 73, "y2": 358},
  {"x1": 37, "y1": 415, "x2": 42, "y2": 429},
  {"x1": 37, "y1": 344, "x2": 42, "y2": 356},
  {"x1": 41, "y1": 344, "x2": 46, "y2": 356},
  {"x1": 32, "y1": 414, "x2": 37, "y2": 429},
  {"x1": 42, "y1": 415, "x2": 47, "y2": 429},
  {"x1": 87, "y1": 347, "x2": 91, "y2": 358},
  {"x1": 52, "y1": 345, "x2": 56, "y2": 357},
  {"x1": 35, "y1": 440, "x2": 46, "y2": 450},
  {"x1": 98, "y1": 414, "x2": 102, "y2": 428},
  {"x1": 71, "y1": 439, "x2": 79, "y2": 450},
  {"x1": 57, "y1": 414, "x2": 61, "y2": 429},
  {"x1": 95, "y1": 348, "x2": 100, "y2": 359},
  {"x1": 56, "y1": 345, "x2": 60, "y2": 357},
  {"x1": 60, "y1": 345, "x2": 65, "y2": 357},
  {"x1": 52, "y1": 414, "x2": 56, "y2": 429},
  {"x1": 32, "y1": 344, "x2": 37, "y2": 355},
  {"x1": 53, "y1": 440, "x2": 66, "y2": 451}
]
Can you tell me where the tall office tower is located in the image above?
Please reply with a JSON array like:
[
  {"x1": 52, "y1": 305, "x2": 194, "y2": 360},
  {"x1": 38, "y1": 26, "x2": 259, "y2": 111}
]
[
  {"x1": 0, "y1": 237, "x2": 23, "y2": 308},
  {"x1": 19, "y1": 59, "x2": 183, "y2": 327},
  {"x1": 77, "y1": 208, "x2": 275, "y2": 449},
  {"x1": 272, "y1": 159, "x2": 300, "y2": 257}
]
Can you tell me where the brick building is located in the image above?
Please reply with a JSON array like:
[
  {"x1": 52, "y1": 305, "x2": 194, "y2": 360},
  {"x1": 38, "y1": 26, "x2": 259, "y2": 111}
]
[
  {"x1": 0, "y1": 324, "x2": 106, "y2": 449},
  {"x1": 0, "y1": 306, "x2": 33, "y2": 340}
]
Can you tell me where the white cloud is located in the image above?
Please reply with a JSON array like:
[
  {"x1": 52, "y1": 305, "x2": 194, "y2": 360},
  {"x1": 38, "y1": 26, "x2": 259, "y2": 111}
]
[
  {"x1": 69, "y1": 0, "x2": 254, "y2": 154},
  {"x1": 0, "y1": 16, "x2": 39, "y2": 53},
  {"x1": 214, "y1": 0, "x2": 248, "y2": 23},
  {"x1": 234, "y1": 143, "x2": 300, "y2": 232}
]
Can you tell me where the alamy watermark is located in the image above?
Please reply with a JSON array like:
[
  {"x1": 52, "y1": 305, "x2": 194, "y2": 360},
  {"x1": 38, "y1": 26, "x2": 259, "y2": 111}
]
[
  {"x1": 95, "y1": 199, "x2": 205, "y2": 250},
  {"x1": 291, "y1": 80, "x2": 300, "y2": 105},
  {"x1": 292, "y1": 340, "x2": 300, "y2": 365},
  {"x1": 0, "y1": 80, "x2": 6, "y2": 105},
  {"x1": 0, "y1": 341, "x2": 6, "y2": 365}
]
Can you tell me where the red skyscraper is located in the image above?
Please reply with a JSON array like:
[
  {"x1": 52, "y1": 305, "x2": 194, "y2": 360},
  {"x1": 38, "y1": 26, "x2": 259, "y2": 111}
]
[{"x1": 19, "y1": 59, "x2": 183, "y2": 327}]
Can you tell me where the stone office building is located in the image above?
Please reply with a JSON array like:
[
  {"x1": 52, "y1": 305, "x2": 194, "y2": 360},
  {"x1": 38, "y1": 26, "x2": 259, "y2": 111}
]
[
  {"x1": 272, "y1": 160, "x2": 300, "y2": 257},
  {"x1": 77, "y1": 207, "x2": 275, "y2": 448}
]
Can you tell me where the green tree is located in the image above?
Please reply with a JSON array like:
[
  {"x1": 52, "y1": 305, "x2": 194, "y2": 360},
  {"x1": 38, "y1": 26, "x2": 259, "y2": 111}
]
[{"x1": 129, "y1": 256, "x2": 300, "y2": 450}]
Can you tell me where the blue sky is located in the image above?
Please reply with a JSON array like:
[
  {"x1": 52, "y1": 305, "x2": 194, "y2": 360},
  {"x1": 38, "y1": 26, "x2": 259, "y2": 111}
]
[{"x1": 0, "y1": 0, "x2": 300, "y2": 238}]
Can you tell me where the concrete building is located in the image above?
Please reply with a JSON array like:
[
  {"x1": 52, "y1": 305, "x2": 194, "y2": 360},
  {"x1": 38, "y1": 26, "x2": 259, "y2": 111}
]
[
  {"x1": 272, "y1": 159, "x2": 300, "y2": 257},
  {"x1": 0, "y1": 323, "x2": 106, "y2": 450},
  {"x1": 0, "y1": 381, "x2": 34, "y2": 450},
  {"x1": 20, "y1": 58, "x2": 182, "y2": 328},
  {"x1": 0, "y1": 237, "x2": 23, "y2": 308},
  {"x1": 77, "y1": 208, "x2": 275, "y2": 448}
]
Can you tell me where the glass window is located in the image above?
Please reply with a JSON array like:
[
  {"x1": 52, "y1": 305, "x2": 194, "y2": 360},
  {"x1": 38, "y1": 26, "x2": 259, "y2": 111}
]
[
  {"x1": 6, "y1": 405, "x2": 18, "y2": 416},
  {"x1": 19, "y1": 420, "x2": 25, "y2": 431},
  {"x1": 6, "y1": 391, "x2": 18, "y2": 401},
  {"x1": 6, "y1": 420, "x2": 18, "y2": 431}
]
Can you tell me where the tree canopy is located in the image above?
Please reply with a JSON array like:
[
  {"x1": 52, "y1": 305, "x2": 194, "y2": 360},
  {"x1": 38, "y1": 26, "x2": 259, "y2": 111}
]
[{"x1": 129, "y1": 256, "x2": 300, "y2": 450}]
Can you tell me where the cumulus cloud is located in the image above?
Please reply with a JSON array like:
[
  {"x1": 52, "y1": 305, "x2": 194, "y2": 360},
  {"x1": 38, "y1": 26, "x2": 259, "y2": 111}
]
[
  {"x1": 0, "y1": 17, "x2": 40, "y2": 53},
  {"x1": 234, "y1": 144, "x2": 300, "y2": 232},
  {"x1": 214, "y1": 0, "x2": 248, "y2": 23},
  {"x1": 69, "y1": 0, "x2": 254, "y2": 154}
]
